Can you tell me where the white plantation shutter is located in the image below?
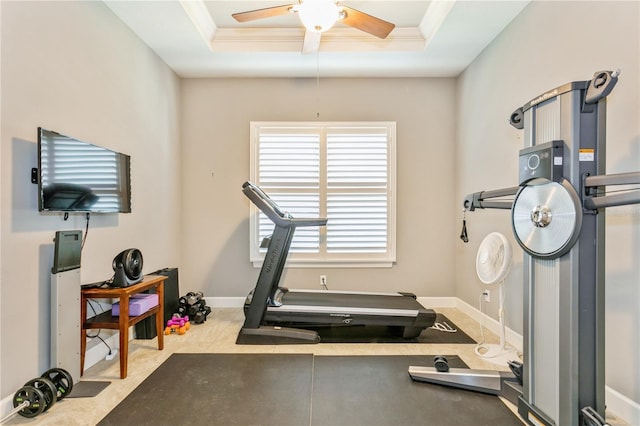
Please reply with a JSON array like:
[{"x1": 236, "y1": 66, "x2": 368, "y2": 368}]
[
  {"x1": 327, "y1": 127, "x2": 389, "y2": 254},
  {"x1": 250, "y1": 122, "x2": 396, "y2": 267},
  {"x1": 258, "y1": 129, "x2": 319, "y2": 185}
]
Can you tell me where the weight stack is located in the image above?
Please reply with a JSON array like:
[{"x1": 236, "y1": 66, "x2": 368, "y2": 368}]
[{"x1": 135, "y1": 268, "x2": 180, "y2": 339}]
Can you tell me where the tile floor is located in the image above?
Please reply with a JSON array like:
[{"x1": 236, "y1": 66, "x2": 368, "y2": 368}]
[{"x1": 4, "y1": 308, "x2": 626, "y2": 425}]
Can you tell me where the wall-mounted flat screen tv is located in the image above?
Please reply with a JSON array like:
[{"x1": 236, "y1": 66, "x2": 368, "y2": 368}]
[{"x1": 37, "y1": 127, "x2": 132, "y2": 213}]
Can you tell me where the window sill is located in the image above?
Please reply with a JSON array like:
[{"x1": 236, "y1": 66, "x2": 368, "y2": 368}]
[{"x1": 251, "y1": 260, "x2": 395, "y2": 268}]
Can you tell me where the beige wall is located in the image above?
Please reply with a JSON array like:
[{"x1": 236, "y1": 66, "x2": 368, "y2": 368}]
[
  {"x1": 0, "y1": 1, "x2": 182, "y2": 395},
  {"x1": 456, "y1": 0, "x2": 639, "y2": 409},
  {"x1": 2, "y1": 0, "x2": 638, "y2": 420},
  {"x1": 180, "y1": 78, "x2": 457, "y2": 298}
]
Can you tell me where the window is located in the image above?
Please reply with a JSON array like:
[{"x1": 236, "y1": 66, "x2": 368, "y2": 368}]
[{"x1": 249, "y1": 122, "x2": 396, "y2": 267}]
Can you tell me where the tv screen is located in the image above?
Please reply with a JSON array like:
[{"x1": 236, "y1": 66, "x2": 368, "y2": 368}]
[{"x1": 38, "y1": 127, "x2": 132, "y2": 213}]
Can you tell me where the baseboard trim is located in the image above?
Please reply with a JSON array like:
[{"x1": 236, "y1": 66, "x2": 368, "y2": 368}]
[
  {"x1": 416, "y1": 296, "x2": 457, "y2": 308},
  {"x1": 206, "y1": 296, "x2": 244, "y2": 308},
  {"x1": 606, "y1": 385, "x2": 640, "y2": 425},
  {"x1": 454, "y1": 297, "x2": 523, "y2": 353},
  {"x1": 84, "y1": 331, "x2": 121, "y2": 371}
]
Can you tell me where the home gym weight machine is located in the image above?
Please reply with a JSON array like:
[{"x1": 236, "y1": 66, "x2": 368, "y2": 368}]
[{"x1": 409, "y1": 69, "x2": 640, "y2": 426}]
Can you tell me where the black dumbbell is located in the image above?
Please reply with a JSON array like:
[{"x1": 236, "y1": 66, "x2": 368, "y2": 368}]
[
  {"x1": 187, "y1": 300, "x2": 207, "y2": 316},
  {"x1": 179, "y1": 291, "x2": 203, "y2": 306}
]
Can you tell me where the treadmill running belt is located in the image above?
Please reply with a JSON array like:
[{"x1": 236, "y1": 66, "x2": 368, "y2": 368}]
[{"x1": 282, "y1": 291, "x2": 426, "y2": 310}]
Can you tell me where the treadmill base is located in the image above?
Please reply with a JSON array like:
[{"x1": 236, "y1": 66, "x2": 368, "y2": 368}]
[{"x1": 236, "y1": 326, "x2": 321, "y2": 344}]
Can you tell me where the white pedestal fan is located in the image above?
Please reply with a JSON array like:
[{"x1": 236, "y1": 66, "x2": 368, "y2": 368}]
[{"x1": 474, "y1": 232, "x2": 518, "y2": 365}]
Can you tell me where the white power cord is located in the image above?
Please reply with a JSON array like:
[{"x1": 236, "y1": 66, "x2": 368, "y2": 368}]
[
  {"x1": 476, "y1": 292, "x2": 488, "y2": 349},
  {"x1": 475, "y1": 287, "x2": 519, "y2": 361},
  {"x1": 430, "y1": 321, "x2": 458, "y2": 333}
]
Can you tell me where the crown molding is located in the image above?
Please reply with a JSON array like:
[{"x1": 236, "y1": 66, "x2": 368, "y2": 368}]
[{"x1": 211, "y1": 27, "x2": 425, "y2": 53}]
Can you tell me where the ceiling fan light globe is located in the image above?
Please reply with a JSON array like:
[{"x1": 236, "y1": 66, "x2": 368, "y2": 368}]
[{"x1": 298, "y1": 0, "x2": 340, "y2": 33}]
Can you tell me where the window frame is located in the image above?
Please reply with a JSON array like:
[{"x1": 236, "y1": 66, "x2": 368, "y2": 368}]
[{"x1": 249, "y1": 121, "x2": 397, "y2": 268}]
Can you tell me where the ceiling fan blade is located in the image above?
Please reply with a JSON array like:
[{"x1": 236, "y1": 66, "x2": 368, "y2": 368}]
[
  {"x1": 339, "y1": 6, "x2": 395, "y2": 39},
  {"x1": 302, "y1": 30, "x2": 321, "y2": 54},
  {"x1": 232, "y1": 4, "x2": 295, "y2": 23}
]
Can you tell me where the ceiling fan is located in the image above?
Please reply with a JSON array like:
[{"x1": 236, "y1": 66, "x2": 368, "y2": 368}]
[{"x1": 232, "y1": 0, "x2": 396, "y2": 53}]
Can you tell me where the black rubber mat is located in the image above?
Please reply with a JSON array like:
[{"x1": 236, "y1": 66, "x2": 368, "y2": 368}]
[
  {"x1": 99, "y1": 354, "x2": 521, "y2": 426},
  {"x1": 313, "y1": 313, "x2": 476, "y2": 344},
  {"x1": 66, "y1": 380, "x2": 110, "y2": 398},
  {"x1": 312, "y1": 355, "x2": 521, "y2": 426},
  {"x1": 98, "y1": 354, "x2": 313, "y2": 426}
]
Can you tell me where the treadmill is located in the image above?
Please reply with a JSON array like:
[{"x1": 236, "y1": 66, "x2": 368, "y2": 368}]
[{"x1": 237, "y1": 181, "x2": 436, "y2": 344}]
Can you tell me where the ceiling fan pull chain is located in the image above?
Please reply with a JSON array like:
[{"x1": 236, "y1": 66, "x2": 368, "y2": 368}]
[
  {"x1": 316, "y1": 50, "x2": 320, "y2": 119},
  {"x1": 460, "y1": 209, "x2": 469, "y2": 243}
]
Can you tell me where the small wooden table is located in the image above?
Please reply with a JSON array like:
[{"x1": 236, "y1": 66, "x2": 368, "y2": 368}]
[{"x1": 81, "y1": 274, "x2": 166, "y2": 379}]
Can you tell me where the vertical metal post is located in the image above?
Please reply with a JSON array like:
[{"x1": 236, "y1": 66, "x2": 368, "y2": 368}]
[{"x1": 518, "y1": 82, "x2": 607, "y2": 425}]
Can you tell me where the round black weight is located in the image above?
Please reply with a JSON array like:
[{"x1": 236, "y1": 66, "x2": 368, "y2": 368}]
[
  {"x1": 13, "y1": 385, "x2": 46, "y2": 418},
  {"x1": 24, "y1": 377, "x2": 57, "y2": 411},
  {"x1": 41, "y1": 368, "x2": 73, "y2": 400},
  {"x1": 434, "y1": 355, "x2": 449, "y2": 372}
]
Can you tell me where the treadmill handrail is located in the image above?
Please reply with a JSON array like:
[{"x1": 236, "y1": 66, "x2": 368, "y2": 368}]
[{"x1": 242, "y1": 181, "x2": 328, "y2": 228}]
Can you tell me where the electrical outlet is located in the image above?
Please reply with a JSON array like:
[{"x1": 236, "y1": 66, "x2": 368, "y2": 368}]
[
  {"x1": 483, "y1": 290, "x2": 490, "y2": 302},
  {"x1": 320, "y1": 275, "x2": 327, "y2": 287}
]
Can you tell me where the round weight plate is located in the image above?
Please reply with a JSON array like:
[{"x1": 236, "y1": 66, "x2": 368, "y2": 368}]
[
  {"x1": 24, "y1": 377, "x2": 57, "y2": 411},
  {"x1": 511, "y1": 179, "x2": 582, "y2": 259},
  {"x1": 41, "y1": 368, "x2": 73, "y2": 400},
  {"x1": 13, "y1": 385, "x2": 46, "y2": 418}
]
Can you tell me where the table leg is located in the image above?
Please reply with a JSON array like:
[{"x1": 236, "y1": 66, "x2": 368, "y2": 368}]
[
  {"x1": 119, "y1": 294, "x2": 129, "y2": 379},
  {"x1": 80, "y1": 295, "x2": 87, "y2": 376},
  {"x1": 156, "y1": 282, "x2": 164, "y2": 350}
]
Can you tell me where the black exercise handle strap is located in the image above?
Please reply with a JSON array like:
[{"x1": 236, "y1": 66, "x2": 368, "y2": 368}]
[{"x1": 460, "y1": 209, "x2": 469, "y2": 243}]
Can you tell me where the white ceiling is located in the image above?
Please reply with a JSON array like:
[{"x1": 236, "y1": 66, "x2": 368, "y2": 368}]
[{"x1": 104, "y1": 0, "x2": 530, "y2": 78}]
